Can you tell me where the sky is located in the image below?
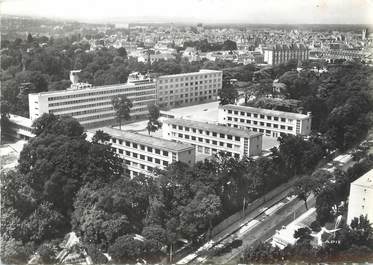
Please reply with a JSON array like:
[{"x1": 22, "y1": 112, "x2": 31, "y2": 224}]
[{"x1": 1, "y1": 0, "x2": 373, "y2": 24}]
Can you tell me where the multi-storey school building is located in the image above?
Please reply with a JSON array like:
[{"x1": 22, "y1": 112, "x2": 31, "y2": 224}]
[
  {"x1": 28, "y1": 72, "x2": 156, "y2": 128},
  {"x1": 162, "y1": 118, "x2": 262, "y2": 159},
  {"x1": 218, "y1": 104, "x2": 312, "y2": 138},
  {"x1": 156, "y1": 69, "x2": 222, "y2": 108},
  {"x1": 98, "y1": 127, "x2": 195, "y2": 178}
]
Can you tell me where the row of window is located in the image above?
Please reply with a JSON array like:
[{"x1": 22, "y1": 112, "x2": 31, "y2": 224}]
[
  {"x1": 158, "y1": 73, "x2": 221, "y2": 83},
  {"x1": 171, "y1": 132, "x2": 241, "y2": 149},
  {"x1": 227, "y1": 117, "x2": 293, "y2": 130},
  {"x1": 227, "y1": 123, "x2": 288, "y2": 136},
  {"x1": 226, "y1": 109, "x2": 298, "y2": 123},
  {"x1": 48, "y1": 91, "x2": 156, "y2": 107},
  {"x1": 159, "y1": 89, "x2": 217, "y2": 96},
  {"x1": 194, "y1": 145, "x2": 240, "y2": 158},
  {"x1": 112, "y1": 147, "x2": 170, "y2": 166},
  {"x1": 48, "y1": 84, "x2": 156, "y2": 101},
  {"x1": 159, "y1": 95, "x2": 213, "y2": 103},
  {"x1": 75, "y1": 107, "x2": 149, "y2": 123},
  {"x1": 51, "y1": 106, "x2": 113, "y2": 116},
  {"x1": 111, "y1": 138, "x2": 174, "y2": 157},
  {"x1": 170, "y1": 124, "x2": 241, "y2": 141},
  {"x1": 50, "y1": 97, "x2": 154, "y2": 113},
  {"x1": 159, "y1": 80, "x2": 219, "y2": 88}
]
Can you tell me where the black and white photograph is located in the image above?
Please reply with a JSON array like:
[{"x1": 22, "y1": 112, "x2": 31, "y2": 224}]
[{"x1": 0, "y1": 0, "x2": 373, "y2": 264}]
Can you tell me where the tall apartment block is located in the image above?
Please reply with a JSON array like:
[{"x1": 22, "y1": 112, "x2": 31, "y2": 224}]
[
  {"x1": 162, "y1": 118, "x2": 262, "y2": 159},
  {"x1": 347, "y1": 169, "x2": 373, "y2": 225},
  {"x1": 98, "y1": 127, "x2": 195, "y2": 178},
  {"x1": 156, "y1": 69, "x2": 222, "y2": 108},
  {"x1": 218, "y1": 104, "x2": 311, "y2": 138},
  {"x1": 28, "y1": 72, "x2": 156, "y2": 128},
  {"x1": 263, "y1": 44, "x2": 309, "y2": 65}
]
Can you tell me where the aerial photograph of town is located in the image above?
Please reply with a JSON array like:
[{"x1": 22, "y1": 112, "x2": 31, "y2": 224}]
[{"x1": 0, "y1": 0, "x2": 372, "y2": 264}]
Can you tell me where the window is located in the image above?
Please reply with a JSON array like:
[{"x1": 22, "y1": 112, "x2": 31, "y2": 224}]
[
  {"x1": 288, "y1": 126, "x2": 293, "y2": 130},
  {"x1": 125, "y1": 141, "x2": 130, "y2": 146},
  {"x1": 141, "y1": 145, "x2": 145, "y2": 150},
  {"x1": 212, "y1": 132, "x2": 217, "y2": 136},
  {"x1": 267, "y1": 116, "x2": 272, "y2": 120},
  {"x1": 155, "y1": 158, "x2": 160, "y2": 164},
  {"x1": 227, "y1": 135, "x2": 232, "y2": 140},
  {"x1": 281, "y1": 118, "x2": 286, "y2": 122},
  {"x1": 220, "y1": 142, "x2": 224, "y2": 146},
  {"x1": 147, "y1": 157, "x2": 153, "y2": 162},
  {"x1": 163, "y1": 150, "x2": 168, "y2": 156},
  {"x1": 212, "y1": 140, "x2": 217, "y2": 145},
  {"x1": 155, "y1": 149, "x2": 160, "y2": 154},
  {"x1": 118, "y1": 149, "x2": 123, "y2": 154},
  {"x1": 112, "y1": 138, "x2": 117, "y2": 143},
  {"x1": 133, "y1": 143, "x2": 138, "y2": 148},
  {"x1": 274, "y1": 117, "x2": 279, "y2": 121},
  {"x1": 266, "y1": 123, "x2": 271, "y2": 127},
  {"x1": 204, "y1": 147, "x2": 210, "y2": 154},
  {"x1": 140, "y1": 154, "x2": 145, "y2": 160},
  {"x1": 133, "y1": 153, "x2": 138, "y2": 158},
  {"x1": 227, "y1": 143, "x2": 232, "y2": 148},
  {"x1": 126, "y1": 151, "x2": 131, "y2": 156},
  {"x1": 147, "y1": 147, "x2": 153, "y2": 152},
  {"x1": 253, "y1": 114, "x2": 258, "y2": 118},
  {"x1": 260, "y1": 114, "x2": 265, "y2": 119},
  {"x1": 273, "y1": 124, "x2": 278, "y2": 128},
  {"x1": 235, "y1": 136, "x2": 240, "y2": 141},
  {"x1": 228, "y1": 110, "x2": 232, "y2": 114},
  {"x1": 206, "y1": 131, "x2": 210, "y2": 136},
  {"x1": 246, "y1": 113, "x2": 251, "y2": 117},
  {"x1": 220, "y1": 133, "x2": 225, "y2": 138},
  {"x1": 198, "y1": 137, "x2": 203, "y2": 142},
  {"x1": 185, "y1": 135, "x2": 190, "y2": 139},
  {"x1": 192, "y1": 136, "x2": 196, "y2": 140},
  {"x1": 192, "y1": 128, "x2": 196, "y2": 133},
  {"x1": 240, "y1": 112, "x2": 245, "y2": 115},
  {"x1": 206, "y1": 139, "x2": 210, "y2": 144},
  {"x1": 234, "y1": 111, "x2": 238, "y2": 115},
  {"x1": 280, "y1": 125, "x2": 286, "y2": 129},
  {"x1": 228, "y1": 117, "x2": 232, "y2": 121}
]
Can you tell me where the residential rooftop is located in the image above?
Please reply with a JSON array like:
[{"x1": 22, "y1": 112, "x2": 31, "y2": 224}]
[
  {"x1": 352, "y1": 169, "x2": 373, "y2": 189},
  {"x1": 221, "y1": 104, "x2": 311, "y2": 120},
  {"x1": 163, "y1": 118, "x2": 262, "y2": 138},
  {"x1": 98, "y1": 127, "x2": 194, "y2": 152}
]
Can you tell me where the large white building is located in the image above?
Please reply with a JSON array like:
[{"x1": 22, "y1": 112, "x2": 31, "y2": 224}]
[
  {"x1": 347, "y1": 169, "x2": 373, "y2": 225},
  {"x1": 218, "y1": 104, "x2": 312, "y2": 138},
  {"x1": 162, "y1": 118, "x2": 262, "y2": 159},
  {"x1": 98, "y1": 127, "x2": 195, "y2": 178},
  {"x1": 29, "y1": 72, "x2": 156, "y2": 128},
  {"x1": 156, "y1": 69, "x2": 222, "y2": 108},
  {"x1": 263, "y1": 44, "x2": 309, "y2": 65}
]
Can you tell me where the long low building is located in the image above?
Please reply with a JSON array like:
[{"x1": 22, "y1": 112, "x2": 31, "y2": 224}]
[
  {"x1": 156, "y1": 69, "x2": 222, "y2": 108},
  {"x1": 218, "y1": 104, "x2": 312, "y2": 138},
  {"x1": 6, "y1": 114, "x2": 35, "y2": 140},
  {"x1": 98, "y1": 127, "x2": 195, "y2": 178},
  {"x1": 347, "y1": 169, "x2": 373, "y2": 225},
  {"x1": 162, "y1": 118, "x2": 262, "y2": 159},
  {"x1": 29, "y1": 72, "x2": 156, "y2": 128}
]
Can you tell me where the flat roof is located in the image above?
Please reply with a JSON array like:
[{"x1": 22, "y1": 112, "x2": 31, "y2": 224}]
[
  {"x1": 221, "y1": 104, "x2": 310, "y2": 120},
  {"x1": 352, "y1": 169, "x2": 373, "y2": 189},
  {"x1": 9, "y1": 114, "x2": 33, "y2": 127},
  {"x1": 158, "y1": 69, "x2": 222, "y2": 79},
  {"x1": 97, "y1": 127, "x2": 194, "y2": 152},
  {"x1": 163, "y1": 118, "x2": 262, "y2": 138}
]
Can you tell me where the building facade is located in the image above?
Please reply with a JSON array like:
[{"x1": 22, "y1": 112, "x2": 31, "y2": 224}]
[
  {"x1": 97, "y1": 127, "x2": 195, "y2": 178},
  {"x1": 218, "y1": 104, "x2": 312, "y2": 138},
  {"x1": 263, "y1": 44, "x2": 309, "y2": 65},
  {"x1": 162, "y1": 118, "x2": 262, "y2": 159},
  {"x1": 6, "y1": 114, "x2": 35, "y2": 140},
  {"x1": 347, "y1": 169, "x2": 373, "y2": 225},
  {"x1": 156, "y1": 69, "x2": 222, "y2": 108},
  {"x1": 29, "y1": 73, "x2": 156, "y2": 128}
]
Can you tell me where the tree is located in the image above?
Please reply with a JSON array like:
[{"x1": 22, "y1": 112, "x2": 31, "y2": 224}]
[
  {"x1": 294, "y1": 227, "x2": 313, "y2": 243},
  {"x1": 92, "y1": 130, "x2": 110, "y2": 144},
  {"x1": 218, "y1": 79, "x2": 238, "y2": 105},
  {"x1": 292, "y1": 176, "x2": 321, "y2": 210},
  {"x1": 146, "y1": 104, "x2": 162, "y2": 135},
  {"x1": 117, "y1": 47, "x2": 127, "y2": 58},
  {"x1": 196, "y1": 193, "x2": 221, "y2": 239},
  {"x1": 111, "y1": 95, "x2": 132, "y2": 130}
]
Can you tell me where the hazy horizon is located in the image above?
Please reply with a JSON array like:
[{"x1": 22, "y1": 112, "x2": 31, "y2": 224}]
[{"x1": 1, "y1": 0, "x2": 373, "y2": 25}]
